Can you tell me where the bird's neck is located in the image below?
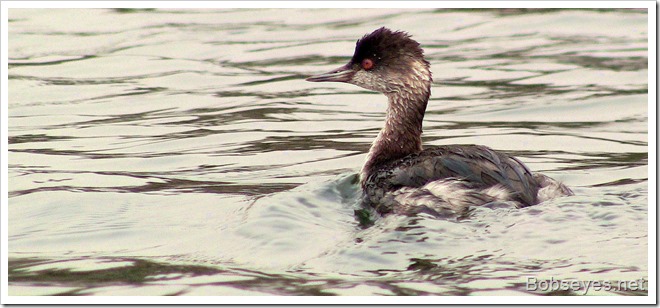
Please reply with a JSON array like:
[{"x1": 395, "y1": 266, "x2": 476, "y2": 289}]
[{"x1": 361, "y1": 87, "x2": 430, "y2": 182}]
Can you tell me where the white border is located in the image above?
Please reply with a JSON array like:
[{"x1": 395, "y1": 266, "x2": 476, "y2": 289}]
[
  {"x1": 0, "y1": 294, "x2": 657, "y2": 305},
  {"x1": 0, "y1": 0, "x2": 656, "y2": 9},
  {"x1": 2, "y1": 0, "x2": 656, "y2": 305},
  {"x1": 646, "y1": 2, "x2": 657, "y2": 305},
  {"x1": 1, "y1": 0, "x2": 8, "y2": 305}
]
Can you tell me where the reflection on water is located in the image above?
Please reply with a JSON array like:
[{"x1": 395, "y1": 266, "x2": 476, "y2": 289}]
[{"x1": 7, "y1": 8, "x2": 649, "y2": 297}]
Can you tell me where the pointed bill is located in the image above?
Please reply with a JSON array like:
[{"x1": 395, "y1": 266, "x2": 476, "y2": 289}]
[{"x1": 306, "y1": 63, "x2": 354, "y2": 83}]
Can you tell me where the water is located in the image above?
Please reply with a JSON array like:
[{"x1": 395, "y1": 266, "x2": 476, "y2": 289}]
[{"x1": 7, "y1": 8, "x2": 649, "y2": 297}]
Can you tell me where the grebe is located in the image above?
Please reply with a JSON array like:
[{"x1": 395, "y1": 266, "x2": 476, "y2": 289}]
[{"x1": 306, "y1": 27, "x2": 572, "y2": 217}]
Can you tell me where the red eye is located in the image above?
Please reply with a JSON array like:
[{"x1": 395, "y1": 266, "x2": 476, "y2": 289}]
[{"x1": 361, "y1": 58, "x2": 374, "y2": 70}]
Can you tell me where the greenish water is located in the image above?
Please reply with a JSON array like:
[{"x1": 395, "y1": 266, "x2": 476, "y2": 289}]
[{"x1": 7, "y1": 8, "x2": 649, "y2": 298}]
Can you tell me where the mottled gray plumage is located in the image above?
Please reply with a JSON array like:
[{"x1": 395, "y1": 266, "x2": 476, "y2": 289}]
[
  {"x1": 307, "y1": 27, "x2": 573, "y2": 217},
  {"x1": 364, "y1": 145, "x2": 543, "y2": 216}
]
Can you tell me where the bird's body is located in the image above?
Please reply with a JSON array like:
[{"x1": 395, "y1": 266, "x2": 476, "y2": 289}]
[
  {"x1": 307, "y1": 27, "x2": 572, "y2": 217},
  {"x1": 362, "y1": 144, "x2": 572, "y2": 217}
]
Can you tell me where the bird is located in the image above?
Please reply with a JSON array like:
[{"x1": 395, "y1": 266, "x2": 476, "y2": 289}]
[{"x1": 306, "y1": 27, "x2": 573, "y2": 218}]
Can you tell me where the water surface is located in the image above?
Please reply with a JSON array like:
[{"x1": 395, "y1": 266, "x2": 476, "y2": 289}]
[{"x1": 7, "y1": 8, "x2": 649, "y2": 297}]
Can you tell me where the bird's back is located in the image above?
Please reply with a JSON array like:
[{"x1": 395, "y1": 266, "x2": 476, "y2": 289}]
[{"x1": 362, "y1": 144, "x2": 555, "y2": 217}]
